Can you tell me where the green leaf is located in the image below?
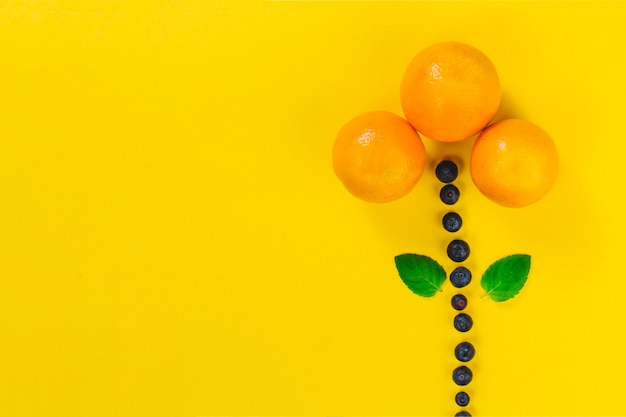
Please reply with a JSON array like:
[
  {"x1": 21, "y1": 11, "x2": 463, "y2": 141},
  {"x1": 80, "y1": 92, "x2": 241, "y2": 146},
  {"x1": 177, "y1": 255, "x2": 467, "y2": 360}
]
[
  {"x1": 481, "y1": 254, "x2": 531, "y2": 302},
  {"x1": 394, "y1": 254, "x2": 446, "y2": 297}
]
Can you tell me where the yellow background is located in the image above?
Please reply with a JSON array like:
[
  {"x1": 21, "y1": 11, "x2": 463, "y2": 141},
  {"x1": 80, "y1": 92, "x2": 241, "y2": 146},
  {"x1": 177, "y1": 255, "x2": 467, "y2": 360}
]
[{"x1": 1, "y1": 1, "x2": 625, "y2": 416}]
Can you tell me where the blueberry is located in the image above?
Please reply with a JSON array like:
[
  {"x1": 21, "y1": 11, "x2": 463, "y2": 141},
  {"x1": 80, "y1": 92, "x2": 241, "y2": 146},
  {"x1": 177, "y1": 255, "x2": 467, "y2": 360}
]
[
  {"x1": 454, "y1": 313, "x2": 473, "y2": 332},
  {"x1": 451, "y1": 294, "x2": 467, "y2": 311},
  {"x1": 454, "y1": 342, "x2": 475, "y2": 362},
  {"x1": 440, "y1": 184, "x2": 460, "y2": 205},
  {"x1": 455, "y1": 412, "x2": 472, "y2": 417},
  {"x1": 442, "y1": 212, "x2": 462, "y2": 232},
  {"x1": 450, "y1": 266, "x2": 472, "y2": 287},
  {"x1": 452, "y1": 365, "x2": 473, "y2": 386},
  {"x1": 455, "y1": 391, "x2": 470, "y2": 407},
  {"x1": 435, "y1": 160, "x2": 458, "y2": 183},
  {"x1": 447, "y1": 240, "x2": 470, "y2": 262}
]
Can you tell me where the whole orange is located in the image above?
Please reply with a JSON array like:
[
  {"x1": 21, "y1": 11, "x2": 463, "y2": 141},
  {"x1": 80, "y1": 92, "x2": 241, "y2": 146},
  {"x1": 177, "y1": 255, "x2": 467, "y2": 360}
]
[
  {"x1": 470, "y1": 119, "x2": 558, "y2": 208},
  {"x1": 332, "y1": 111, "x2": 426, "y2": 203},
  {"x1": 400, "y1": 41, "x2": 501, "y2": 142}
]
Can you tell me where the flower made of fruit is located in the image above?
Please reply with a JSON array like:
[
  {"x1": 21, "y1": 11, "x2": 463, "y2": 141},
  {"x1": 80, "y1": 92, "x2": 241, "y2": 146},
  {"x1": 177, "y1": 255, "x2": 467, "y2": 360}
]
[{"x1": 331, "y1": 41, "x2": 559, "y2": 417}]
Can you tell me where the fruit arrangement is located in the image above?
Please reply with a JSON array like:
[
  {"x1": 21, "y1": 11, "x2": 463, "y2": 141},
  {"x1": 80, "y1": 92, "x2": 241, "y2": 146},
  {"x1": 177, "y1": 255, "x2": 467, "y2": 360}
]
[{"x1": 332, "y1": 41, "x2": 558, "y2": 416}]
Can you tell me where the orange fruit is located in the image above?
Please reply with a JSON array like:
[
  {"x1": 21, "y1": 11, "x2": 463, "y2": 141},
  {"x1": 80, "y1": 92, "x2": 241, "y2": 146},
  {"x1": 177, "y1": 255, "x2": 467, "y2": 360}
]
[
  {"x1": 470, "y1": 119, "x2": 558, "y2": 208},
  {"x1": 332, "y1": 111, "x2": 426, "y2": 203},
  {"x1": 400, "y1": 41, "x2": 501, "y2": 142}
]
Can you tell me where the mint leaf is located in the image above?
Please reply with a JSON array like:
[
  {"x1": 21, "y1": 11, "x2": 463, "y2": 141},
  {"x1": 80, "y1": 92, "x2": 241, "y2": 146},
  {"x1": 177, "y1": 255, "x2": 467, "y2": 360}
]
[
  {"x1": 394, "y1": 254, "x2": 446, "y2": 297},
  {"x1": 481, "y1": 254, "x2": 531, "y2": 302}
]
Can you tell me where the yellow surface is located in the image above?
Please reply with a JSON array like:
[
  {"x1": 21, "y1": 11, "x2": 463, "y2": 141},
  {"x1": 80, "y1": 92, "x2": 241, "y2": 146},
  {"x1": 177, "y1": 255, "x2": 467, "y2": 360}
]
[{"x1": 1, "y1": 1, "x2": 625, "y2": 416}]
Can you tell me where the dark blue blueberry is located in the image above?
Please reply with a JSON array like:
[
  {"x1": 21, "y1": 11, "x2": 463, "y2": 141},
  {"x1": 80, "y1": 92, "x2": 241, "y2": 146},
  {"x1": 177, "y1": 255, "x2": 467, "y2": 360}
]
[
  {"x1": 455, "y1": 412, "x2": 472, "y2": 417},
  {"x1": 447, "y1": 240, "x2": 470, "y2": 262},
  {"x1": 440, "y1": 184, "x2": 460, "y2": 205},
  {"x1": 442, "y1": 212, "x2": 462, "y2": 232},
  {"x1": 454, "y1": 342, "x2": 475, "y2": 362},
  {"x1": 452, "y1": 365, "x2": 473, "y2": 386},
  {"x1": 450, "y1": 266, "x2": 472, "y2": 287},
  {"x1": 454, "y1": 313, "x2": 473, "y2": 332},
  {"x1": 451, "y1": 294, "x2": 467, "y2": 311},
  {"x1": 435, "y1": 160, "x2": 458, "y2": 183},
  {"x1": 455, "y1": 391, "x2": 470, "y2": 407}
]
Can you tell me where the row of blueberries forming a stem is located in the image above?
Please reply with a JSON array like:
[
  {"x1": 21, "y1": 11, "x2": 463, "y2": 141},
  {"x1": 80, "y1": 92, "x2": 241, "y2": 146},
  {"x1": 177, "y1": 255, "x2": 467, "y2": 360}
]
[{"x1": 437, "y1": 160, "x2": 474, "y2": 417}]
